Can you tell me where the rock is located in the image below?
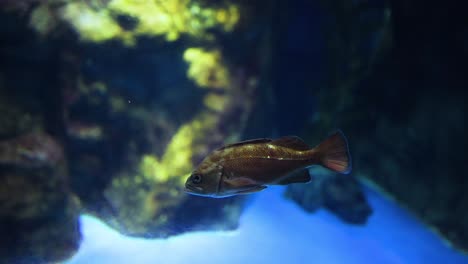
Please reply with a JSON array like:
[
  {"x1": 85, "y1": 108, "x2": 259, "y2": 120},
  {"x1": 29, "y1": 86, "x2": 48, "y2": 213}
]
[
  {"x1": 0, "y1": 102, "x2": 39, "y2": 139},
  {"x1": 82, "y1": 67, "x2": 258, "y2": 237},
  {"x1": 48, "y1": 0, "x2": 270, "y2": 240},
  {"x1": 101, "y1": 175, "x2": 246, "y2": 237},
  {"x1": 284, "y1": 171, "x2": 326, "y2": 213},
  {"x1": 321, "y1": 175, "x2": 372, "y2": 224},
  {"x1": 0, "y1": 132, "x2": 81, "y2": 263},
  {"x1": 285, "y1": 168, "x2": 372, "y2": 224},
  {"x1": 0, "y1": 132, "x2": 64, "y2": 168}
]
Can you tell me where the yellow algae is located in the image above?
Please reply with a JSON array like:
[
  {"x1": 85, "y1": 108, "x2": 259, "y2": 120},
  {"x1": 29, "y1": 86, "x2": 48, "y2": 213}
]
[
  {"x1": 61, "y1": 2, "x2": 122, "y2": 42},
  {"x1": 217, "y1": 4, "x2": 240, "y2": 31},
  {"x1": 108, "y1": 0, "x2": 186, "y2": 42},
  {"x1": 76, "y1": 78, "x2": 90, "y2": 94},
  {"x1": 169, "y1": 188, "x2": 180, "y2": 197},
  {"x1": 134, "y1": 176, "x2": 143, "y2": 184},
  {"x1": 77, "y1": 79, "x2": 108, "y2": 96},
  {"x1": 93, "y1": 82, "x2": 108, "y2": 93},
  {"x1": 160, "y1": 123, "x2": 195, "y2": 180},
  {"x1": 29, "y1": 4, "x2": 57, "y2": 35},
  {"x1": 142, "y1": 190, "x2": 159, "y2": 219},
  {"x1": 138, "y1": 123, "x2": 193, "y2": 184},
  {"x1": 32, "y1": 0, "x2": 240, "y2": 45},
  {"x1": 112, "y1": 178, "x2": 120, "y2": 187},
  {"x1": 183, "y1": 47, "x2": 230, "y2": 88},
  {"x1": 110, "y1": 96, "x2": 127, "y2": 112},
  {"x1": 71, "y1": 125, "x2": 103, "y2": 139},
  {"x1": 139, "y1": 155, "x2": 159, "y2": 180},
  {"x1": 136, "y1": 112, "x2": 220, "y2": 185},
  {"x1": 204, "y1": 93, "x2": 227, "y2": 112}
]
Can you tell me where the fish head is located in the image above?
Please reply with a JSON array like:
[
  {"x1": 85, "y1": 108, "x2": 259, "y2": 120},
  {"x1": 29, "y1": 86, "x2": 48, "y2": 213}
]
[{"x1": 184, "y1": 162, "x2": 223, "y2": 198}]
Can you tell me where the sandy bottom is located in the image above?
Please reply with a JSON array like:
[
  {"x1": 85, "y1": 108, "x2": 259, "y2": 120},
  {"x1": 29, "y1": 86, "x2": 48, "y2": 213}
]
[{"x1": 66, "y1": 184, "x2": 468, "y2": 264}]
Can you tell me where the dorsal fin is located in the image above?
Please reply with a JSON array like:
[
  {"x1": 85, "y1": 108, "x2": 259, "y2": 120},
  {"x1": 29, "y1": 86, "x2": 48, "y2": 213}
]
[
  {"x1": 270, "y1": 136, "x2": 310, "y2": 150},
  {"x1": 217, "y1": 138, "x2": 272, "y2": 151}
]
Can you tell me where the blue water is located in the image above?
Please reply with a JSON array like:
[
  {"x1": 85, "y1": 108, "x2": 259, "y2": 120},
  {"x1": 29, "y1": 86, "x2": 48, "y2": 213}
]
[{"x1": 66, "y1": 184, "x2": 468, "y2": 264}]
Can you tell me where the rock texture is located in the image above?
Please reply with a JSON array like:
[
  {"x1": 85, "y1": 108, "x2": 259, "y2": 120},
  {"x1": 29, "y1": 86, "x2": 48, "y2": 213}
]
[
  {"x1": 0, "y1": 131, "x2": 81, "y2": 263},
  {"x1": 285, "y1": 168, "x2": 372, "y2": 224}
]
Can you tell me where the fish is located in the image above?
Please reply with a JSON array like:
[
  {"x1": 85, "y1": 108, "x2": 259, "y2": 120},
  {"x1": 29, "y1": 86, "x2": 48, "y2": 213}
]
[{"x1": 184, "y1": 130, "x2": 352, "y2": 198}]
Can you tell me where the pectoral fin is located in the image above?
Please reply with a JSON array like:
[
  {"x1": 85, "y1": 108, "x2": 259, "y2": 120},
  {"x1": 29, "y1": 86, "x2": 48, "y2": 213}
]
[
  {"x1": 224, "y1": 176, "x2": 258, "y2": 187},
  {"x1": 235, "y1": 186, "x2": 267, "y2": 195}
]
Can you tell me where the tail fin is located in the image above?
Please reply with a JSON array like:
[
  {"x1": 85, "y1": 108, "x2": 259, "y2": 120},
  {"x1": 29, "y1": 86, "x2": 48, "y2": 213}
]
[{"x1": 314, "y1": 130, "x2": 352, "y2": 174}]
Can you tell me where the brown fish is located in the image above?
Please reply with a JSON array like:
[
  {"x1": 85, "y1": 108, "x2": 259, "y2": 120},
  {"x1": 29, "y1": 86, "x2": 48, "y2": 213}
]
[{"x1": 184, "y1": 131, "x2": 352, "y2": 198}]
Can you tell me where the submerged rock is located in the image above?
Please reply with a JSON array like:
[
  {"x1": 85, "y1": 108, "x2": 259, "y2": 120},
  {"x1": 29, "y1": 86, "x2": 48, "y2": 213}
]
[
  {"x1": 81, "y1": 67, "x2": 258, "y2": 237},
  {"x1": 0, "y1": 132, "x2": 81, "y2": 263},
  {"x1": 285, "y1": 168, "x2": 372, "y2": 224},
  {"x1": 52, "y1": 0, "x2": 269, "y2": 240},
  {"x1": 321, "y1": 175, "x2": 372, "y2": 224},
  {"x1": 104, "y1": 177, "x2": 246, "y2": 237}
]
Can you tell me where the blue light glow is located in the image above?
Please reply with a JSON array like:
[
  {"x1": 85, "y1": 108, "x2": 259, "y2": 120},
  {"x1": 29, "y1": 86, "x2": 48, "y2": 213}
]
[{"x1": 66, "y1": 185, "x2": 468, "y2": 264}]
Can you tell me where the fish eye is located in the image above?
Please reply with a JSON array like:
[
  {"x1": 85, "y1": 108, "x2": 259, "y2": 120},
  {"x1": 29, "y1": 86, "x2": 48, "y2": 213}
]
[{"x1": 191, "y1": 174, "x2": 202, "y2": 184}]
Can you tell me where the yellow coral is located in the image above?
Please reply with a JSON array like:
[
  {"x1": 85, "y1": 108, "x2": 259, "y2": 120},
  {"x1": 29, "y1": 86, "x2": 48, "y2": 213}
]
[
  {"x1": 29, "y1": 4, "x2": 57, "y2": 36},
  {"x1": 32, "y1": 0, "x2": 240, "y2": 45},
  {"x1": 108, "y1": 0, "x2": 187, "y2": 42},
  {"x1": 139, "y1": 155, "x2": 160, "y2": 180},
  {"x1": 160, "y1": 123, "x2": 195, "y2": 179},
  {"x1": 216, "y1": 4, "x2": 240, "y2": 31},
  {"x1": 183, "y1": 47, "x2": 230, "y2": 88},
  {"x1": 138, "y1": 124, "x2": 193, "y2": 184},
  {"x1": 137, "y1": 113, "x2": 219, "y2": 184},
  {"x1": 110, "y1": 96, "x2": 127, "y2": 112},
  {"x1": 204, "y1": 93, "x2": 227, "y2": 112},
  {"x1": 61, "y1": 2, "x2": 122, "y2": 42},
  {"x1": 138, "y1": 124, "x2": 196, "y2": 184}
]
